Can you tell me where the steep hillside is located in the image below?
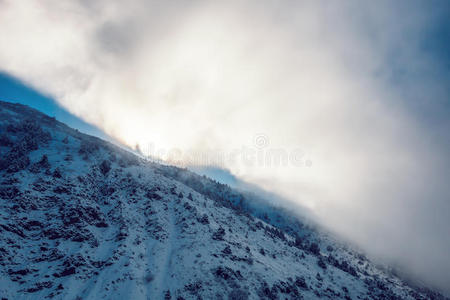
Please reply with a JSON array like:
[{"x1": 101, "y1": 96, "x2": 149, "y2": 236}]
[{"x1": 0, "y1": 101, "x2": 446, "y2": 300}]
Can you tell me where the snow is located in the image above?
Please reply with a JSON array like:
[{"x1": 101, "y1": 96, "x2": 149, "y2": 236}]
[{"x1": 0, "y1": 100, "x2": 447, "y2": 300}]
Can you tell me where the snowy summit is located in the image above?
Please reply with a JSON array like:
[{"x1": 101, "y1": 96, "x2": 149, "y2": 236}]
[{"x1": 0, "y1": 101, "x2": 447, "y2": 299}]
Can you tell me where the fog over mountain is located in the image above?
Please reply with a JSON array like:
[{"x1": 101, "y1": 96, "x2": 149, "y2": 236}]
[
  {"x1": 0, "y1": 0, "x2": 449, "y2": 294},
  {"x1": 0, "y1": 100, "x2": 448, "y2": 299}
]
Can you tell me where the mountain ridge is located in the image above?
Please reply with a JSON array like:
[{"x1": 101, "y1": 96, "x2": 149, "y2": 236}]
[{"x1": 0, "y1": 100, "x2": 446, "y2": 300}]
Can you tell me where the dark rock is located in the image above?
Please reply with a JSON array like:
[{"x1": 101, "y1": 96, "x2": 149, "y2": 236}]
[
  {"x1": 8, "y1": 268, "x2": 31, "y2": 276},
  {"x1": 212, "y1": 227, "x2": 226, "y2": 241},
  {"x1": 145, "y1": 192, "x2": 162, "y2": 200},
  {"x1": 54, "y1": 266, "x2": 76, "y2": 277},
  {"x1": 53, "y1": 186, "x2": 70, "y2": 194},
  {"x1": 23, "y1": 281, "x2": 52, "y2": 293},
  {"x1": 317, "y1": 257, "x2": 327, "y2": 269},
  {"x1": 0, "y1": 186, "x2": 20, "y2": 200},
  {"x1": 197, "y1": 214, "x2": 209, "y2": 225},
  {"x1": 222, "y1": 245, "x2": 232, "y2": 255},
  {"x1": 295, "y1": 276, "x2": 308, "y2": 290},
  {"x1": 213, "y1": 266, "x2": 242, "y2": 281},
  {"x1": 99, "y1": 160, "x2": 111, "y2": 175},
  {"x1": 184, "y1": 281, "x2": 202, "y2": 294},
  {"x1": 309, "y1": 242, "x2": 320, "y2": 256},
  {"x1": 52, "y1": 168, "x2": 62, "y2": 178}
]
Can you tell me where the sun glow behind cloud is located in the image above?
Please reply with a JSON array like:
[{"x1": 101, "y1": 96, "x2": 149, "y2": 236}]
[{"x1": 1, "y1": 0, "x2": 449, "y2": 293}]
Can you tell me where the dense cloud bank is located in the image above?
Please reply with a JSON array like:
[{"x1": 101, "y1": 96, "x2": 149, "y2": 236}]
[{"x1": 0, "y1": 0, "x2": 449, "y2": 293}]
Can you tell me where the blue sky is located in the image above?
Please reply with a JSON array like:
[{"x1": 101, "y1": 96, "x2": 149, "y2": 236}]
[{"x1": 0, "y1": 72, "x2": 107, "y2": 139}]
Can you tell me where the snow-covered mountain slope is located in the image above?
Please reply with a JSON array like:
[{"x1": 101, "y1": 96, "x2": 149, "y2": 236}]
[{"x1": 0, "y1": 100, "x2": 447, "y2": 300}]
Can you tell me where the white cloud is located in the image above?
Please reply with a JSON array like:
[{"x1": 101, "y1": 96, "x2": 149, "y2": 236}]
[{"x1": 1, "y1": 0, "x2": 449, "y2": 293}]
